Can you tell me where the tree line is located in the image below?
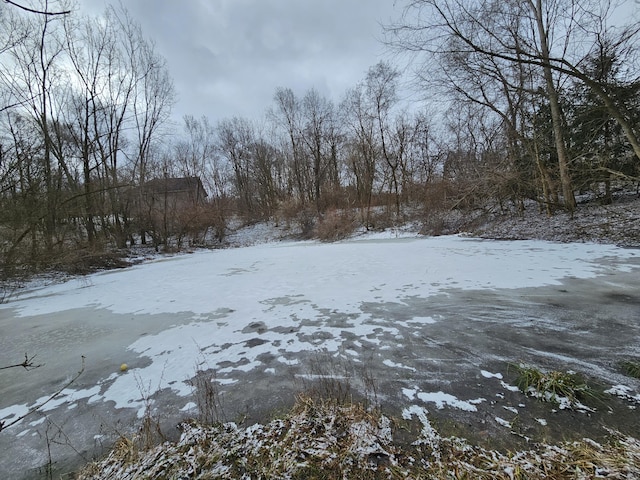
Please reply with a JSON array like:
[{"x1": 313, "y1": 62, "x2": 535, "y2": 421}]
[
  {"x1": 386, "y1": 0, "x2": 640, "y2": 212},
  {"x1": 0, "y1": 0, "x2": 638, "y2": 277}
]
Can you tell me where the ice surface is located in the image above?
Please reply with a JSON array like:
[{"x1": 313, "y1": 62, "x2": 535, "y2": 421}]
[
  {"x1": 1, "y1": 234, "x2": 637, "y2": 425},
  {"x1": 6, "y1": 235, "x2": 634, "y2": 319}
]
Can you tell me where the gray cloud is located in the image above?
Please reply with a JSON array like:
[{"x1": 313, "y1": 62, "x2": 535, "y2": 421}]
[{"x1": 79, "y1": 0, "x2": 402, "y2": 124}]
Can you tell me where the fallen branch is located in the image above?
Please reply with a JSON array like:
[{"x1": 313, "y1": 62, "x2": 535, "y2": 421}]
[{"x1": 0, "y1": 356, "x2": 85, "y2": 433}]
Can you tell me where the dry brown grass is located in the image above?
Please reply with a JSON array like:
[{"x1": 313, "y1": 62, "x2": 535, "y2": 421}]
[{"x1": 314, "y1": 209, "x2": 357, "y2": 242}]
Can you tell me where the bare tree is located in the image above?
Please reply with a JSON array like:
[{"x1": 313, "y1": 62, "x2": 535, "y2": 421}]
[
  {"x1": 0, "y1": 3, "x2": 31, "y2": 113},
  {"x1": 342, "y1": 84, "x2": 378, "y2": 225},
  {"x1": 69, "y1": 5, "x2": 174, "y2": 248},
  {"x1": 271, "y1": 87, "x2": 310, "y2": 205},
  {"x1": 0, "y1": 1, "x2": 176, "y2": 266},
  {"x1": 434, "y1": 18, "x2": 555, "y2": 212},
  {"x1": 126, "y1": 16, "x2": 176, "y2": 193},
  {"x1": 216, "y1": 116, "x2": 256, "y2": 216},
  {"x1": 62, "y1": 12, "x2": 113, "y2": 246},
  {"x1": 300, "y1": 88, "x2": 338, "y2": 212},
  {"x1": 365, "y1": 62, "x2": 404, "y2": 215},
  {"x1": 528, "y1": 0, "x2": 576, "y2": 210},
  {"x1": 251, "y1": 132, "x2": 284, "y2": 219},
  {"x1": 175, "y1": 115, "x2": 217, "y2": 181},
  {"x1": 0, "y1": 1, "x2": 69, "y2": 252}
]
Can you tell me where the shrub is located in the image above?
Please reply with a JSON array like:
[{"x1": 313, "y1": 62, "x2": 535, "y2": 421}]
[
  {"x1": 314, "y1": 209, "x2": 356, "y2": 242},
  {"x1": 297, "y1": 208, "x2": 317, "y2": 239}
]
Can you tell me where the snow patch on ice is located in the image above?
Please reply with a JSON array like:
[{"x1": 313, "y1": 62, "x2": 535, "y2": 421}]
[
  {"x1": 403, "y1": 386, "x2": 486, "y2": 412},
  {"x1": 0, "y1": 385, "x2": 101, "y2": 430},
  {"x1": 525, "y1": 388, "x2": 596, "y2": 412},
  {"x1": 501, "y1": 381, "x2": 520, "y2": 392},
  {"x1": 402, "y1": 388, "x2": 418, "y2": 401},
  {"x1": 495, "y1": 417, "x2": 511, "y2": 428},
  {"x1": 605, "y1": 384, "x2": 640, "y2": 403},
  {"x1": 383, "y1": 359, "x2": 417, "y2": 372},
  {"x1": 277, "y1": 356, "x2": 300, "y2": 366}
]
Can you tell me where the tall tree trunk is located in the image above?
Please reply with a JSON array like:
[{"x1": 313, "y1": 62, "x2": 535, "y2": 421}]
[{"x1": 530, "y1": 0, "x2": 576, "y2": 211}]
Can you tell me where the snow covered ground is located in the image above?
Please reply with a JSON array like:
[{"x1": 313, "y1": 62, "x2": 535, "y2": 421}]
[
  {"x1": 1, "y1": 233, "x2": 639, "y2": 478},
  {"x1": 475, "y1": 192, "x2": 640, "y2": 246}
]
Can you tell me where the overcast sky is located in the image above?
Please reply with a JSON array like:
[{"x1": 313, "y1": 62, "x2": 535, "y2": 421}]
[
  {"x1": 75, "y1": 0, "x2": 639, "y2": 129},
  {"x1": 78, "y1": 0, "x2": 406, "y2": 126}
]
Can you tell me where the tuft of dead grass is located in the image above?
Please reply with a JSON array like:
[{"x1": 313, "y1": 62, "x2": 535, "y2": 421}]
[
  {"x1": 296, "y1": 350, "x2": 379, "y2": 409},
  {"x1": 188, "y1": 367, "x2": 226, "y2": 425}
]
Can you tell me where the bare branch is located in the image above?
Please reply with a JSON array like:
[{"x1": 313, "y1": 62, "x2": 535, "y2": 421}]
[
  {"x1": 0, "y1": 352, "x2": 42, "y2": 371},
  {"x1": 4, "y1": 0, "x2": 70, "y2": 16}
]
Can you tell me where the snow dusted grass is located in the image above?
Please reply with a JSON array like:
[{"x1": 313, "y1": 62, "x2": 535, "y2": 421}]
[
  {"x1": 79, "y1": 395, "x2": 401, "y2": 480},
  {"x1": 77, "y1": 395, "x2": 640, "y2": 480}
]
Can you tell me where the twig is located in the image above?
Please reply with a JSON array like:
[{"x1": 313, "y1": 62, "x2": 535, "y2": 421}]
[
  {"x1": 0, "y1": 352, "x2": 43, "y2": 371},
  {"x1": 0, "y1": 356, "x2": 85, "y2": 433}
]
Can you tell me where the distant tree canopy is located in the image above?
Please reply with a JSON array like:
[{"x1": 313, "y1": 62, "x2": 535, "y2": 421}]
[{"x1": 0, "y1": 0, "x2": 638, "y2": 276}]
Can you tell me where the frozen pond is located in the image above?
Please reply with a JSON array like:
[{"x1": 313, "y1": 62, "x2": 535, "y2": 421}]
[{"x1": 1, "y1": 235, "x2": 639, "y2": 478}]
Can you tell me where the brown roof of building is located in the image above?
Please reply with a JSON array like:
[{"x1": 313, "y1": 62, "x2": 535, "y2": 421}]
[{"x1": 143, "y1": 177, "x2": 208, "y2": 197}]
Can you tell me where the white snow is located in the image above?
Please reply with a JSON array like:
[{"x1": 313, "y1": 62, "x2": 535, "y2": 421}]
[
  {"x1": 403, "y1": 387, "x2": 485, "y2": 412},
  {"x1": 522, "y1": 387, "x2": 596, "y2": 413},
  {"x1": 180, "y1": 402, "x2": 196, "y2": 412},
  {"x1": 1, "y1": 234, "x2": 637, "y2": 425},
  {"x1": 383, "y1": 359, "x2": 417, "y2": 372},
  {"x1": 605, "y1": 385, "x2": 640, "y2": 403},
  {"x1": 6, "y1": 235, "x2": 634, "y2": 319},
  {"x1": 402, "y1": 405, "x2": 440, "y2": 450},
  {"x1": 501, "y1": 381, "x2": 521, "y2": 392},
  {"x1": 495, "y1": 417, "x2": 511, "y2": 428}
]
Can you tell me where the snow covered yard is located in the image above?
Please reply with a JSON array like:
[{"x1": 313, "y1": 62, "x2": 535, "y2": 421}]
[{"x1": 1, "y1": 233, "x2": 639, "y2": 478}]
